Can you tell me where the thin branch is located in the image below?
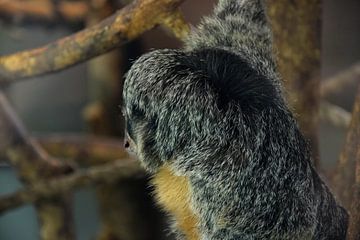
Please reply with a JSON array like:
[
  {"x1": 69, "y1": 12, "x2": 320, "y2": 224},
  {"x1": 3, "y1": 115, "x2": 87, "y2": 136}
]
[
  {"x1": 333, "y1": 86, "x2": 360, "y2": 209},
  {"x1": 319, "y1": 101, "x2": 351, "y2": 128},
  {"x1": 0, "y1": 159, "x2": 144, "y2": 215},
  {"x1": 0, "y1": 0, "x2": 189, "y2": 85},
  {"x1": 321, "y1": 62, "x2": 360, "y2": 98}
]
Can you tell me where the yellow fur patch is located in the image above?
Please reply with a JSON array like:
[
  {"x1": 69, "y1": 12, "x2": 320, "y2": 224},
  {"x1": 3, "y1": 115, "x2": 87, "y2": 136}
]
[{"x1": 151, "y1": 165, "x2": 200, "y2": 240}]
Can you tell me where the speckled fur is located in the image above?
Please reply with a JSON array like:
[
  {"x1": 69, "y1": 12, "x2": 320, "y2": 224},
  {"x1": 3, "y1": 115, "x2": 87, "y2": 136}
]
[{"x1": 122, "y1": 0, "x2": 348, "y2": 239}]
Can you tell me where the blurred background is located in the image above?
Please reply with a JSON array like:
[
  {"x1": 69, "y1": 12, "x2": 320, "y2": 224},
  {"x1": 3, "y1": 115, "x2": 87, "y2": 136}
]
[{"x1": 0, "y1": 0, "x2": 359, "y2": 239}]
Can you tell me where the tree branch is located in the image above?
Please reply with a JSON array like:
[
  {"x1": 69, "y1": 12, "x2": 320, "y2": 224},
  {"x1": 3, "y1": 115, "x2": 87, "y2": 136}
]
[
  {"x1": 267, "y1": 0, "x2": 322, "y2": 168},
  {"x1": 321, "y1": 62, "x2": 360, "y2": 98},
  {"x1": 333, "y1": 86, "x2": 360, "y2": 209},
  {"x1": 0, "y1": 159, "x2": 144, "y2": 215},
  {"x1": 0, "y1": 0, "x2": 189, "y2": 85},
  {"x1": 319, "y1": 101, "x2": 351, "y2": 128}
]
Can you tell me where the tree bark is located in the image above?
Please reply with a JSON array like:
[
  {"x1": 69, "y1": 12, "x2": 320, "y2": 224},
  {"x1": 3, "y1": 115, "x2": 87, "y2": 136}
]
[
  {"x1": 267, "y1": 0, "x2": 322, "y2": 167},
  {"x1": 333, "y1": 86, "x2": 360, "y2": 209}
]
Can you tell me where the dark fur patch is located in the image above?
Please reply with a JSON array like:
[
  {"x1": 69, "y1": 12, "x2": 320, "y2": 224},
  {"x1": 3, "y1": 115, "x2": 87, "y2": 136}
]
[{"x1": 180, "y1": 48, "x2": 277, "y2": 111}]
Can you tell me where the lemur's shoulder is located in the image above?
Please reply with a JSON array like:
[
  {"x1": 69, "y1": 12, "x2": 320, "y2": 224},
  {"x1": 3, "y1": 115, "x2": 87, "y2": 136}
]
[{"x1": 151, "y1": 165, "x2": 200, "y2": 240}]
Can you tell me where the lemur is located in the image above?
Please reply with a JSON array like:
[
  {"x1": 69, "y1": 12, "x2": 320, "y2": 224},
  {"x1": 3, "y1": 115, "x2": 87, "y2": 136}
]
[{"x1": 122, "y1": 0, "x2": 349, "y2": 239}]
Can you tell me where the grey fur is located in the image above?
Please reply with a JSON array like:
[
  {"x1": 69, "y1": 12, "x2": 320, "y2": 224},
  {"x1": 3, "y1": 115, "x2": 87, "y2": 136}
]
[{"x1": 123, "y1": 0, "x2": 348, "y2": 239}]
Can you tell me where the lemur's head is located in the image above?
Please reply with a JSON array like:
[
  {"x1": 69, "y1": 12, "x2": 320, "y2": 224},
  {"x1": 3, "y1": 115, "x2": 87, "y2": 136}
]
[{"x1": 122, "y1": 48, "x2": 277, "y2": 173}]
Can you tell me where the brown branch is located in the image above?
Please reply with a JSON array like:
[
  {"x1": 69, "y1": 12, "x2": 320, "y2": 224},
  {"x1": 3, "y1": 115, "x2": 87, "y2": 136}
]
[
  {"x1": 0, "y1": 0, "x2": 89, "y2": 24},
  {"x1": 333, "y1": 86, "x2": 360, "y2": 209},
  {"x1": 0, "y1": 0, "x2": 188, "y2": 84},
  {"x1": 320, "y1": 101, "x2": 351, "y2": 128},
  {"x1": 0, "y1": 159, "x2": 144, "y2": 214},
  {"x1": 348, "y1": 147, "x2": 360, "y2": 240},
  {"x1": 0, "y1": 91, "x2": 75, "y2": 240},
  {"x1": 321, "y1": 62, "x2": 360, "y2": 98},
  {"x1": 162, "y1": 9, "x2": 190, "y2": 41}
]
